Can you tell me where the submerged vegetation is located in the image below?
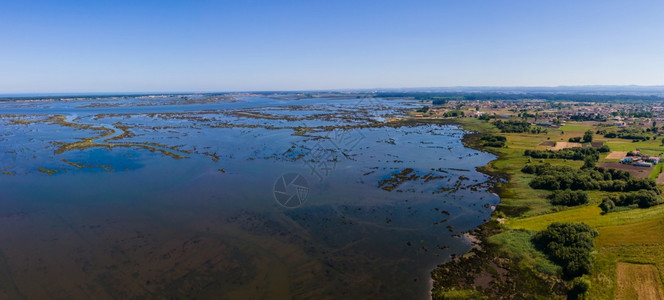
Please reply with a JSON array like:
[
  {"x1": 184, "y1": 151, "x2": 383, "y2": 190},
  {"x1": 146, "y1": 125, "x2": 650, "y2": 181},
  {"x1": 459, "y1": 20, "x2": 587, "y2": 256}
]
[{"x1": 1, "y1": 95, "x2": 503, "y2": 298}]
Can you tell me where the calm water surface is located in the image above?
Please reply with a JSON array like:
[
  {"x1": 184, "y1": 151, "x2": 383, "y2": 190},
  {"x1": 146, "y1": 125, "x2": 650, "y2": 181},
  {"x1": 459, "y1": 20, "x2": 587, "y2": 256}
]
[{"x1": 0, "y1": 96, "x2": 497, "y2": 299}]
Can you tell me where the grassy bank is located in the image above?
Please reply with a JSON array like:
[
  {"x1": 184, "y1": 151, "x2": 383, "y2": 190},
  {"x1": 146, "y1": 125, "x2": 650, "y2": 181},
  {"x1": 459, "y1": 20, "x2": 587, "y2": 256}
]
[{"x1": 430, "y1": 118, "x2": 664, "y2": 299}]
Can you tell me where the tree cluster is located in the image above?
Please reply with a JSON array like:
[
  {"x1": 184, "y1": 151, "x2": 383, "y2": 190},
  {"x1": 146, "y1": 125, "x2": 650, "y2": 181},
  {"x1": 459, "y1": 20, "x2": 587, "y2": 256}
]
[
  {"x1": 600, "y1": 190, "x2": 663, "y2": 213},
  {"x1": 568, "y1": 132, "x2": 594, "y2": 143},
  {"x1": 548, "y1": 190, "x2": 589, "y2": 206},
  {"x1": 480, "y1": 134, "x2": 506, "y2": 147},
  {"x1": 443, "y1": 110, "x2": 464, "y2": 117},
  {"x1": 492, "y1": 120, "x2": 531, "y2": 133},
  {"x1": 528, "y1": 127, "x2": 547, "y2": 134},
  {"x1": 523, "y1": 164, "x2": 657, "y2": 192},
  {"x1": 533, "y1": 222, "x2": 598, "y2": 278},
  {"x1": 523, "y1": 146, "x2": 609, "y2": 161},
  {"x1": 583, "y1": 130, "x2": 593, "y2": 143},
  {"x1": 604, "y1": 128, "x2": 651, "y2": 141}
]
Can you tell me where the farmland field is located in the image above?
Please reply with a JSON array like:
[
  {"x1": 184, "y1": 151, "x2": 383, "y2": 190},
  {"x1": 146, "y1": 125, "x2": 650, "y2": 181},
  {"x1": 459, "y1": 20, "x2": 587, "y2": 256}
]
[
  {"x1": 432, "y1": 117, "x2": 664, "y2": 299},
  {"x1": 597, "y1": 162, "x2": 652, "y2": 178},
  {"x1": 615, "y1": 263, "x2": 664, "y2": 300}
]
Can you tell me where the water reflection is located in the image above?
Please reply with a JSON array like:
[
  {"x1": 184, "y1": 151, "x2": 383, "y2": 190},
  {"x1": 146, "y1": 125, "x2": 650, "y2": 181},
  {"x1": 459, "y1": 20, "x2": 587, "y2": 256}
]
[{"x1": 0, "y1": 96, "x2": 497, "y2": 299}]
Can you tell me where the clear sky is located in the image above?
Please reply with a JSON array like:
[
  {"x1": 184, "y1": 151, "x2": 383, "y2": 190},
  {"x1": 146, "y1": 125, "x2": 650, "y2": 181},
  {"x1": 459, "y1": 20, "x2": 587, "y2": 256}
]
[{"x1": 1, "y1": 0, "x2": 663, "y2": 93}]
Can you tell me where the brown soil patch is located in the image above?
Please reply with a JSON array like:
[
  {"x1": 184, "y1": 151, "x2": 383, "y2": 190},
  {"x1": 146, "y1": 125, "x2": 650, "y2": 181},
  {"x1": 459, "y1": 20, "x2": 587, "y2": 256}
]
[
  {"x1": 657, "y1": 172, "x2": 664, "y2": 185},
  {"x1": 597, "y1": 162, "x2": 651, "y2": 178},
  {"x1": 551, "y1": 142, "x2": 582, "y2": 150},
  {"x1": 616, "y1": 262, "x2": 664, "y2": 300},
  {"x1": 606, "y1": 151, "x2": 628, "y2": 160},
  {"x1": 539, "y1": 141, "x2": 555, "y2": 147}
]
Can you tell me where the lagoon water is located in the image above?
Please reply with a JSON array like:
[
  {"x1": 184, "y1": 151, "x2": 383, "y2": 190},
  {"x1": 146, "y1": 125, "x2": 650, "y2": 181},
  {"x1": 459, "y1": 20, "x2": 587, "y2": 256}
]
[{"x1": 0, "y1": 96, "x2": 498, "y2": 299}]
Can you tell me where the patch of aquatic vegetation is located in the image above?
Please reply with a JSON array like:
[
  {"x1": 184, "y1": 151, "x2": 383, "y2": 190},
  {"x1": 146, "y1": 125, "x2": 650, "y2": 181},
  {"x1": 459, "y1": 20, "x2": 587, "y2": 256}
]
[
  {"x1": 104, "y1": 123, "x2": 136, "y2": 141},
  {"x1": 4, "y1": 114, "x2": 54, "y2": 125},
  {"x1": 77, "y1": 95, "x2": 237, "y2": 108},
  {"x1": 11, "y1": 114, "x2": 189, "y2": 159},
  {"x1": 3, "y1": 110, "x2": 461, "y2": 174},
  {"x1": 0, "y1": 169, "x2": 16, "y2": 175},
  {"x1": 376, "y1": 167, "x2": 490, "y2": 195},
  {"x1": 38, "y1": 167, "x2": 63, "y2": 175},
  {"x1": 228, "y1": 107, "x2": 382, "y2": 124},
  {"x1": 61, "y1": 159, "x2": 113, "y2": 172}
]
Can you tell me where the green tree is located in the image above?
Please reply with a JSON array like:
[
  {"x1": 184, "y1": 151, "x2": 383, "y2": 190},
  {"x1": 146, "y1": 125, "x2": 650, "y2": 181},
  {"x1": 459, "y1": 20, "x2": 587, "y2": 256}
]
[
  {"x1": 583, "y1": 130, "x2": 593, "y2": 143},
  {"x1": 570, "y1": 278, "x2": 591, "y2": 299},
  {"x1": 599, "y1": 198, "x2": 615, "y2": 214},
  {"x1": 582, "y1": 156, "x2": 596, "y2": 169},
  {"x1": 533, "y1": 222, "x2": 598, "y2": 278}
]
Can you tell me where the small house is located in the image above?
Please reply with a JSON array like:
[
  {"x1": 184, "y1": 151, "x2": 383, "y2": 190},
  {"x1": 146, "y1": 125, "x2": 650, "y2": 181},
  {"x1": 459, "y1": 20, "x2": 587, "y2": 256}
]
[
  {"x1": 621, "y1": 157, "x2": 634, "y2": 163},
  {"x1": 634, "y1": 162, "x2": 652, "y2": 167},
  {"x1": 646, "y1": 157, "x2": 661, "y2": 165},
  {"x1": 469, "y1": 111, "x2": 485, "y2": 118}
]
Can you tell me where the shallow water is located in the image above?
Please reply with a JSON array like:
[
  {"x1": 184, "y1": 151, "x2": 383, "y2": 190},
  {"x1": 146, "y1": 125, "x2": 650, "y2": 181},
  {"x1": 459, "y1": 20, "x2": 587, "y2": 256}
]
[{"x1": 0, "y1": 96, "x2": 497, "y2": 299}]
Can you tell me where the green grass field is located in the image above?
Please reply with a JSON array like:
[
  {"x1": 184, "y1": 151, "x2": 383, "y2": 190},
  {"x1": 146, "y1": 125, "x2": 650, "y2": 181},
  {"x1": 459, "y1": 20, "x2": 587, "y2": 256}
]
[{"x1": 453, "y1": 118, "x2": 664, "y2": 299}]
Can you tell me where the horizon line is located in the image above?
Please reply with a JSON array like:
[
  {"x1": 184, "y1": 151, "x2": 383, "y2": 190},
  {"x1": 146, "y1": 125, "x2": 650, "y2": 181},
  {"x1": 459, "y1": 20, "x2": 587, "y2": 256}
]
[{"x1": 3, "y1": 84, "x2": 664, "y2": 98}]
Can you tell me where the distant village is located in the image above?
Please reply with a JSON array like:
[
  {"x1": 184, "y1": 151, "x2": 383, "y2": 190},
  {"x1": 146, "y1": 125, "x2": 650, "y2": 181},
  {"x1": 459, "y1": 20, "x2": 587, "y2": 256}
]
[
  {"x1": 414, "y1": 99, "x2": 664, "y2": 131},
  {"x1": 412, "y1": 98, "x2": 664, "y2": 169}
]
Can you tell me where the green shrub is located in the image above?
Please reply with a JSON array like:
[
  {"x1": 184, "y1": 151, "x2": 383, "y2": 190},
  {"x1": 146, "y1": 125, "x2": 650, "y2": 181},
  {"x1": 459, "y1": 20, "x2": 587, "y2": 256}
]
[
  {"x1": 548, "y1": 190, "x2": 589, "y2": 206},
  {"x1": 605, "y1": 128, "x2": 649, "y2": 141},
  {"x1": 480, "y1": 134, "x2": 506, "y2": 147},
  {"x1": 532, "y1": 222, "x2": 598, "y2": 278},
  {"x1": 598, "y1": 198, "x2": 615, "y2": 214},
  {"x1": 524, "y1": 147, "x2": 607, "y2": 161},
  {"x1": 570, "y1": 277, "x2": 591, "y2": 298},
  {"x1": 523, "y1": 163, "x2": 657, "y2": 192},
  {"x1": 583, "y1": 130, "x2": 593, "y2": 143},
  {"x1": 602, "y1": 190, "x2": 663, "y2": 209}
]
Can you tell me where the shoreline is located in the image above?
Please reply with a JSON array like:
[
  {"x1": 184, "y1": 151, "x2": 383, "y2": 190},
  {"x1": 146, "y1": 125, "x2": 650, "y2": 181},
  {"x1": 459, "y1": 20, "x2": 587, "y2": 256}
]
[
  {"x1": 428, "y1": 117, "x2": 567, "y2": 299},
  {"x1": 374, "y1": 117, "x2": 506, "y2": 299}
]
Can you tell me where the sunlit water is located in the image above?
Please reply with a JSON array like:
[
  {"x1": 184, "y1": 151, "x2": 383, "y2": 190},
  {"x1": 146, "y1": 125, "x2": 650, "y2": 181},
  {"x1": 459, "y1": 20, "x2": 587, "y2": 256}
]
[{"x1": 0, "y1": 96, "x2": 497, "y2": 299}]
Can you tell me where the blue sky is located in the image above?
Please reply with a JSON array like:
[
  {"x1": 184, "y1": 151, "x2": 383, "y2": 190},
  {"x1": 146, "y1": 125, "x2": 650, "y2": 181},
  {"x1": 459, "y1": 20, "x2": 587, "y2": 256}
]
[{"x1": 1, "y1": 0, "x2": 663, "y2": 93}]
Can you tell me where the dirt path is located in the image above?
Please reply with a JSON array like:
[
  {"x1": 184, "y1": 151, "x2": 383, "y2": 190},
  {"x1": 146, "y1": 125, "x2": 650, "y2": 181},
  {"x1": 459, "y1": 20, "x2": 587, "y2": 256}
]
[{"x1": 616, "y1": 262, "x2": 664, "y2": 300}]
